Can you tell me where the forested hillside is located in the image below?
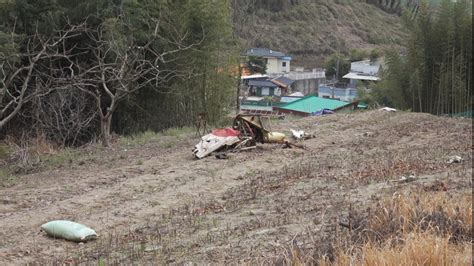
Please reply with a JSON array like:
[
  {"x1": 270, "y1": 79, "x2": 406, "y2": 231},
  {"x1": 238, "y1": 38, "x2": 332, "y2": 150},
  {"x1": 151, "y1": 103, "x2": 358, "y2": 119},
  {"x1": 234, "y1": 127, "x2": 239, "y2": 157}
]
[
  {"x1": 231, "y1": 0, "x2": 408, "y2": 66},
  {"x1": 231, "y1": 0, "x2": 443, "y2": 66}
]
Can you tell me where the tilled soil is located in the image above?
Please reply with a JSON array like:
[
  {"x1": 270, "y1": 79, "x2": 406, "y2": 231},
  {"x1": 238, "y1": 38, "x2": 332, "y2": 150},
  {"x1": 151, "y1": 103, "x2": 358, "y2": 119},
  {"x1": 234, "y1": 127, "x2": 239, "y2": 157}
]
[{"x1": 0, "y1": 111, "x2": 471, "y2": 264}]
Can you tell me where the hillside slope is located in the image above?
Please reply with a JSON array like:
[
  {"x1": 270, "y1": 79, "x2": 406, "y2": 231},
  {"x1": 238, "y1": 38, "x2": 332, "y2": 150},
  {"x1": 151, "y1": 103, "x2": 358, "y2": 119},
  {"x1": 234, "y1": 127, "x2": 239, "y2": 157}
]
[
  {"x1": 0, "y1": 111, "x2": 471, "y2": 264},
  {"x1": 232, "y1": 0, "x2": 407, "y2": 66}
]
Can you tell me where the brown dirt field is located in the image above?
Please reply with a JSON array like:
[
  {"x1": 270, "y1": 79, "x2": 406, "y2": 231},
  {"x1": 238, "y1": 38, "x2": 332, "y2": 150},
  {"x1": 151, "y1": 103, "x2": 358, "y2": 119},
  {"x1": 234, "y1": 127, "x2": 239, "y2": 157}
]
[{"x1": 0, "y1": 110, "x2": 471, "y2": 264}]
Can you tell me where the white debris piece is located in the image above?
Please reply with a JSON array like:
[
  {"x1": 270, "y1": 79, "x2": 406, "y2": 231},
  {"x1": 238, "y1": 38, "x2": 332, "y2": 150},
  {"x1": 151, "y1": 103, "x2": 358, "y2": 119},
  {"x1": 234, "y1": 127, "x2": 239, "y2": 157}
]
[
  {"x1": 446, "y1": 155, "x2": 463, "y2": 164},
  {"x1": 391, "y1": 174, "x2": 417, "y2": 183},
  {"x1": 193, "y1": 134, "x2": 240, "y2": 159},
  {"x1": 290, "y1": 129, "x2": 305, "y2": 140},
  {"x1": 379, "y1": 107, "x2": 397, "y2": 112}
]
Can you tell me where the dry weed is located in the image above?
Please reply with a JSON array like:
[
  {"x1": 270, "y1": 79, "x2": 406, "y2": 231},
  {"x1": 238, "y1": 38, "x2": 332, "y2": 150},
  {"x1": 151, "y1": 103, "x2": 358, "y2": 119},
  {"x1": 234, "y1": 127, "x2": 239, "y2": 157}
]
[
  {"x1": 320, "y1": 232, "x2": 472, "y2": 266},
  {"x1": 318, "y1": 190, "x2": 472, "y2": 265},
  {"x1": 364, "y1": 191, "x2": 472, "y2": 243}
]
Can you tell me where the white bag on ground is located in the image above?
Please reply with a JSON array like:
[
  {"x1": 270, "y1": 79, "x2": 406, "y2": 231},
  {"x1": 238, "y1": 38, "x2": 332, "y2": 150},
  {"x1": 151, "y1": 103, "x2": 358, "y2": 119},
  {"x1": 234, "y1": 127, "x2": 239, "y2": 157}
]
[{"x1": 41, "y1": 220, "x2": 98, "y2": 242}]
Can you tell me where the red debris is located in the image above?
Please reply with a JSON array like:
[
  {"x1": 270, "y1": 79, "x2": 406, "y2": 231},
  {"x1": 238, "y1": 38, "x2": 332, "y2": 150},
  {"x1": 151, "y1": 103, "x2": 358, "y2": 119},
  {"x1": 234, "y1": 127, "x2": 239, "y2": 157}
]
[{"x1": 211, "y1": 128, "x2": 240, "y2": 137}]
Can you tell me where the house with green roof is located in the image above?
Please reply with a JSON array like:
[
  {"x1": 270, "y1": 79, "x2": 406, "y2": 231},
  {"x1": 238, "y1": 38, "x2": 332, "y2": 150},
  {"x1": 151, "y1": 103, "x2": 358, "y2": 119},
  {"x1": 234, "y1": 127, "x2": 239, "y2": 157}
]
[{"x1": 273, "y1": 95, "x2": 357, "y2": 116}]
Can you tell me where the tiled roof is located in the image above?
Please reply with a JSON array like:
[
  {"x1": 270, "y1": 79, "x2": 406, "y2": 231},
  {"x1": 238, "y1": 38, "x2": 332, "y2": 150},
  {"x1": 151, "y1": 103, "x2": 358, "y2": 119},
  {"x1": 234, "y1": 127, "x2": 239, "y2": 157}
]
[
  {"x1": 272, "y1": 76, "x2": 294, "y2": 87},
  {"x1": 244, "y1": 48, "x2": 287, "y2": 58},
  {"x1": 248, "y1": 79, "x2": 278, "y2": 88}
]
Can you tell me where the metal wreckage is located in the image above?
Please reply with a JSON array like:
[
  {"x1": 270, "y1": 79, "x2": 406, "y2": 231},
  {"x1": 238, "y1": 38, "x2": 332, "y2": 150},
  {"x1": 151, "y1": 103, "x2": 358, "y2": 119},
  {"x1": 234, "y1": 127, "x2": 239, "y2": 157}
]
[{"x1": 193, "y1": 114, "x2": 311, "y2": 159}]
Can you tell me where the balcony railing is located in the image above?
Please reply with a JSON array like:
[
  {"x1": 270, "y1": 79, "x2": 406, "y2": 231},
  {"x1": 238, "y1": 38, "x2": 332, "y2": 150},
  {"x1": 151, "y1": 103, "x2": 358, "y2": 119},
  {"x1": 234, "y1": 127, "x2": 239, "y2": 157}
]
[
  {"x1": 319, "y1": 86, "x2": 358, "y2": 96},
  {"x1": 284, "y1": 70, "x2": 325, "y2": 80}
]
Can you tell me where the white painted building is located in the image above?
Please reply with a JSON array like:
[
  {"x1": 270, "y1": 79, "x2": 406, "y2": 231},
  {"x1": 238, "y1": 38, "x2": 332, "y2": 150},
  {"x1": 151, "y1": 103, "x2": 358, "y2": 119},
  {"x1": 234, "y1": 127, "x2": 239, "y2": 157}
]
[
  {"x1": 244, "y1": 48, "x2": 291, "y2": 74},
  {"x1": 283, "y1": 68, "x2": 326, "y2": 95},
  {"x1": 343, "y1": 59, "x2": 382, "y2": 88},
  {"x1": 243, "y1": 48, "x2": 326, "y2": 96}
]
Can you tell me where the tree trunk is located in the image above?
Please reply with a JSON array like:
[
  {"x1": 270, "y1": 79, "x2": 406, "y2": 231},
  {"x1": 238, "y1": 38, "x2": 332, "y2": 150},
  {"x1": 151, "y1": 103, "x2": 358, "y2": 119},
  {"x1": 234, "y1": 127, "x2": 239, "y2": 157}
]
[
  {"x1": 236, "y1": 64, "x2": 242, "y2": 114},
  {"x1": 100, "y1": 114, "x2": 113, "y2": 147}
]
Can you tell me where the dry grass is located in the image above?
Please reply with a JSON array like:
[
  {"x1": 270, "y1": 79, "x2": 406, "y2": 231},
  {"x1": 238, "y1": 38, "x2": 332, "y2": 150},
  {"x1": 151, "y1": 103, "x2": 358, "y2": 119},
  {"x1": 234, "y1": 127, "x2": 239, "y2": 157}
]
[
  {"x1": 366, "y1": 191, "x2": 472, "y2": 242},
  {"x1": 317, "y1": 191, "x2": 472, "y2": 265},
  {"x1": 321, "y1": 233, "x2": 471, "y2": 266},
  {"x1": 119, "y1": 127, "x2": 195, "y2": 147}
]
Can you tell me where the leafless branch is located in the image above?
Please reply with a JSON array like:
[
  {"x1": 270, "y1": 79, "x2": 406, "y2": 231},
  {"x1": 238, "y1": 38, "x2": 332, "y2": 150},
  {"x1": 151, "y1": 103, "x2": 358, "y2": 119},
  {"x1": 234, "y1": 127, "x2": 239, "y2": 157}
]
[{"x1": 0, "y1": 23, "x2": 85, "y2": 130}]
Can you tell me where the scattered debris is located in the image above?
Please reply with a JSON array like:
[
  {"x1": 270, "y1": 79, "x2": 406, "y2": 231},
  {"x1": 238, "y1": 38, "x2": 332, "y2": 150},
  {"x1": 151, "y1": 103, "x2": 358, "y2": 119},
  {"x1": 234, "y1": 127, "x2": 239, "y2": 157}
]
[
  {"x1": 233, "y1": 114, "x2": 287, "y2": 144},
  {"x1": 192, "y1": 115, "x2": 314, "y2": 159},
  {"x1": 144, "y1": 245, "x2": 161, "y2": 252},
  {"x1": 194, "y1": 115, "x2": 290, "y2": 159},
  {"x1": 446, "y1": 155, "x2": 463, "y2": 164},
  {"x1": 379, "y1": 107, "x2": 397, "y2": 112},
  {"x1": 291, "y1": 129, "x2": 316, "y2": 141},
  {"x1": 236, "y1": 145, "x2": 257, "y2": 152},
  {"x1": 283, "y1": 142, "x2": 311, "y2": 151},
  {"x1": 390, "y1": 174, "x2": 418, "y2": 183},
  {"x1": 40, "y1": 220, "x2": 97, "y2": 242},
  {"x1": 215, "y1": 153, "x2": 229, "y2": 160},
  {"x1": 291, "y1": 129, "x2": 305, "y2": 139},
  {"x1": 193, "y1": 128, "x2": 241, "y2": 159}
]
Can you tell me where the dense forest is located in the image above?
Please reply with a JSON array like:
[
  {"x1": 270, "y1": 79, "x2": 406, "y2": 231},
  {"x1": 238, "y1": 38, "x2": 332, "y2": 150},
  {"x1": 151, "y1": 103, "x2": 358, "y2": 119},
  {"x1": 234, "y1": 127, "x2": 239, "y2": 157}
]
[
  {"x1": 0, "y1": 0, "x2": 236, "y2": 146},
  {"x1": 370, "y1": 0, "x2": 472, "y2": 115}
]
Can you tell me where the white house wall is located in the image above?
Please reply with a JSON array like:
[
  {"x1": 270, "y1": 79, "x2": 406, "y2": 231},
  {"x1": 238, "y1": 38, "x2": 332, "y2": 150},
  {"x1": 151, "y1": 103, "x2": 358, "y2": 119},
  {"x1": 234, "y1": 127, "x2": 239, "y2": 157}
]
[
  {"x1": 350, "y1": 60, "x2": 380, "y2": 76},
  {"x1": 266, "y1": 58, "x2": 280, "y2": 74},
  {"x1": 266, "y1": 57, "x2": 290, "y2": 74},
  {"x1": 292, "y1": 79, "x2": 321, "y2": 95}
]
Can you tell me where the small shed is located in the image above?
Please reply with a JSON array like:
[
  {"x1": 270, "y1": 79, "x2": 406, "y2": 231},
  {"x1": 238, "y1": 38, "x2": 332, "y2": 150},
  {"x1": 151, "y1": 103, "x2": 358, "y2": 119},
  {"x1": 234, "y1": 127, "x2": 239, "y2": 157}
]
[{"x1": 273, "y1": 96, "x2": 357, "y2": 116}]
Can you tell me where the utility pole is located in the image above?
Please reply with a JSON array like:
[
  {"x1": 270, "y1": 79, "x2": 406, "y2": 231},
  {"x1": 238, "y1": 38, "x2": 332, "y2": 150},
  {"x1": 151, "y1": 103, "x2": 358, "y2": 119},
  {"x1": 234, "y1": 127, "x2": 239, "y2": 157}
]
[
  {"x1": 332, "y1": 56, "x2": 339, "y2": 99},
  {"x1": 236, "y1": 61, "x2": 242, "y2": 114}
]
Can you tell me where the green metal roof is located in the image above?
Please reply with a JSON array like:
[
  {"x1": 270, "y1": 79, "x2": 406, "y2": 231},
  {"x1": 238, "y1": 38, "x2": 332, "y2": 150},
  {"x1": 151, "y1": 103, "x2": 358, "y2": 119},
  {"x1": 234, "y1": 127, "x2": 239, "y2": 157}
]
[{"x1": 278, "y1": 96, "x2": 351, "y2": 114}]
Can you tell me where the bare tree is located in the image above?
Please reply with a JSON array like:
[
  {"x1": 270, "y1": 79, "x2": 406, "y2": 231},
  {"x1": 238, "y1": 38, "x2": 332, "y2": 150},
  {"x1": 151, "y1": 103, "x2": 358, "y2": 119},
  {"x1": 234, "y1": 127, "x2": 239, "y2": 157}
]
[
  {"x1": 69, "y1": 22, "x2": 203, "y2": 146},
  {"x1": 0, "y1": 24, "x2": 84, "y2": 130},
  {"x1": 34, "y1": 87, "x2": 98, "y2": 147}
]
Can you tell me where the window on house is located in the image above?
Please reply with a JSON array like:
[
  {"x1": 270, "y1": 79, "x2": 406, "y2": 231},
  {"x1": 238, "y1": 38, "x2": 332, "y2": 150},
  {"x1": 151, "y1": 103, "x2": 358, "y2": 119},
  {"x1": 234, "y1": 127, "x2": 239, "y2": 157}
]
[
  {"x1": 282, "y1": 62, "x2": 287, "y2": 67},
  {"x1": 250, "y1": 87, "x2": 256, "y2": 95}
]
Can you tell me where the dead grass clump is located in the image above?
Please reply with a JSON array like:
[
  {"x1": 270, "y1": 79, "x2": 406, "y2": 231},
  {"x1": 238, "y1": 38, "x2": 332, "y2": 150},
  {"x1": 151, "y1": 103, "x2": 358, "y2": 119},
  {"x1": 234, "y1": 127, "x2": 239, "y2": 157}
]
[
  {"x1": 284, "y1": 189, "x2": 473, "y2": 265},
  {"x1": 363, "y1": 191, "x2": 472, "y2": 243},
  {"x1": 320, "y1": 233, "x2": 472, "y2": 266},
  {"x1": 318, "y1": 190, "x2": 472, "y2": 265}
]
